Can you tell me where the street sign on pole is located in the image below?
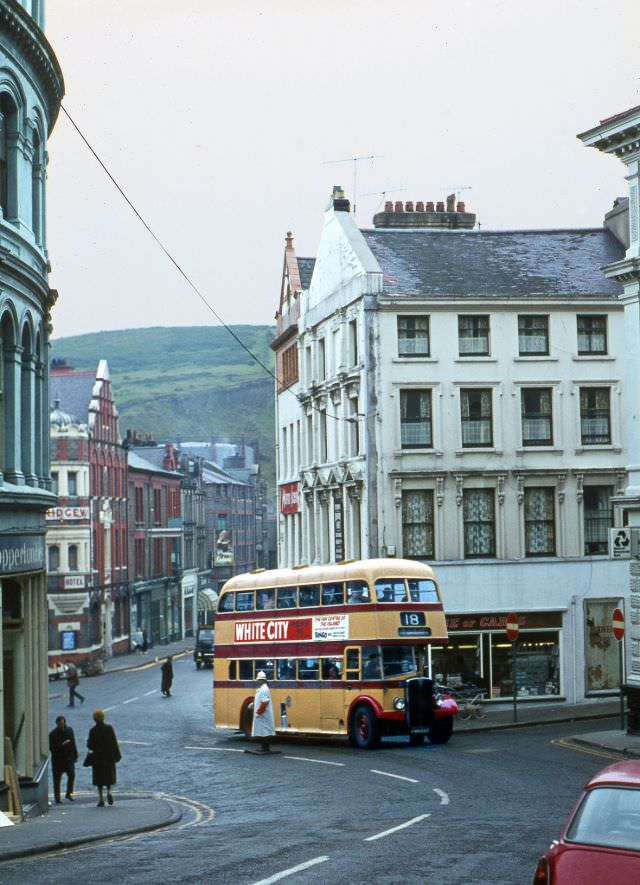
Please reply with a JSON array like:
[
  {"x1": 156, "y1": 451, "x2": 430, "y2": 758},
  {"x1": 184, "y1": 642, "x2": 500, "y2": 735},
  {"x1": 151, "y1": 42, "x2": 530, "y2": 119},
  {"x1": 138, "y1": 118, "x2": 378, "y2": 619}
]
[
  {"x1": 612, "y1": 607, "x2": 625, "y2": 641},
  {"x1": 506, "y1": 612, "x2": 519, "y2": 642},
  {"x1": 612, "y1": 608, "x2": 626, "y2": 730}
]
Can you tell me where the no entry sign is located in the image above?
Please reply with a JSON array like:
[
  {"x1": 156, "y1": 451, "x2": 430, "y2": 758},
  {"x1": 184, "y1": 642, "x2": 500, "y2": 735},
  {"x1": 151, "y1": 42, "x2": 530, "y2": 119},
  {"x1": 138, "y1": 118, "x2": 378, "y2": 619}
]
[
  {"x1": 612, "y1": 608, "x2": 625, "y2": 641},
  {"x1": 506, "y1": 612, "x2": 519, "y2": 642}
]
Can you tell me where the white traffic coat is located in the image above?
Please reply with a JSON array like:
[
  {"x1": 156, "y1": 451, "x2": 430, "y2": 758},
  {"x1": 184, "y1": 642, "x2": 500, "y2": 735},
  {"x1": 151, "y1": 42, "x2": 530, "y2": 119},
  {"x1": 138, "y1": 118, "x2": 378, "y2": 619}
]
[{"x1": 251, "y1": 682, "x2": 275, "y2": 737}]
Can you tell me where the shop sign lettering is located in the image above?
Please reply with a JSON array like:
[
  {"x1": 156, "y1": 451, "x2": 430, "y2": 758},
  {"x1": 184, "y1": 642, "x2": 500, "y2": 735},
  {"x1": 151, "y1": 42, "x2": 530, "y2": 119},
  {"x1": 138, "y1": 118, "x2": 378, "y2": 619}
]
[
  {"x1": 0, "y1": 534, "x2": 45, "y2": 575},
  {"x1": 46, "y1": 506, "x2": 90, "y2": 521}
]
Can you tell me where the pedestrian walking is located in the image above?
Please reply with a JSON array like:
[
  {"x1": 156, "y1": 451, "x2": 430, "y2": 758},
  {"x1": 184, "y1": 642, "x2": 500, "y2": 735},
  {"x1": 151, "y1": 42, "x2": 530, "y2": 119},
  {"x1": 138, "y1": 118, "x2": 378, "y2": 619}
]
[
  {"x1": 86, "y1": 709, "x2": 121, "y2": 807},
  {"x1": 49, "y1": 715, "x2": 78, "y2": 803},
  {"x1": 65, "y1": 661, "x2": 85, "y2": 708},
  {"x1": 161, "y1": 655, "x2": 174, "y2": 696},
  {"x1": 249, "y1": 670, "x2": 276, "y2": 753}
]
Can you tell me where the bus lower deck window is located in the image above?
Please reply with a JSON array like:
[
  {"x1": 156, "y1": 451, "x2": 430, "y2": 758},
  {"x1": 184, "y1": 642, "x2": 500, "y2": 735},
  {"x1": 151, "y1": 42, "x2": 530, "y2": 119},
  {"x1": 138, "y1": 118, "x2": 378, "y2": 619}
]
[
  {"x1": 239, "y1": 660, "x2": 253, "y2": 679},
  {"x1": 277, "y1": 659, "x2": 296, "y2": 680},
  {"x1": 255, "y1": 660, "x2": 274, "y2": 680},
  {"x1": 299, "y1": 659, "x2": 319, "y2": 680}
]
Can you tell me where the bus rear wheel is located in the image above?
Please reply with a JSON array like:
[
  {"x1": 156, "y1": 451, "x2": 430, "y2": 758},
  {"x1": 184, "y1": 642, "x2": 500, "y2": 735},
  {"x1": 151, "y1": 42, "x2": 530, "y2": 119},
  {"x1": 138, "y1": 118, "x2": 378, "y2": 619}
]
[
  {"x1": 350, "y1": 704, "x2": 379, "y2": 749},
  {"x1": 428, "y1": 717, "x2": 453, "y2": 744},
  {"x1": 241, "y1": 702, "x2": 254, "y2": 739}
]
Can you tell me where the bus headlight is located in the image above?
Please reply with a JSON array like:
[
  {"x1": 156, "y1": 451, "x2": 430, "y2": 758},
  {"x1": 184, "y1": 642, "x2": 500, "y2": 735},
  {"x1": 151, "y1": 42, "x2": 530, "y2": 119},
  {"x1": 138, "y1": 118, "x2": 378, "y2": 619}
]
[{"x1": 393, "y1": 696, "x2": 406, "y2": 711}]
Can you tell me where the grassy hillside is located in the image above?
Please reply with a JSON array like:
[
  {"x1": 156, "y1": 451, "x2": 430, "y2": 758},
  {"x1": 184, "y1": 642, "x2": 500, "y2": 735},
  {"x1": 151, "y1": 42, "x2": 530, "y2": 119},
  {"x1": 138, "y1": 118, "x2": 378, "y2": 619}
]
[{"x1": 51, "y1": 325, "x2": 277, "y2": 488}]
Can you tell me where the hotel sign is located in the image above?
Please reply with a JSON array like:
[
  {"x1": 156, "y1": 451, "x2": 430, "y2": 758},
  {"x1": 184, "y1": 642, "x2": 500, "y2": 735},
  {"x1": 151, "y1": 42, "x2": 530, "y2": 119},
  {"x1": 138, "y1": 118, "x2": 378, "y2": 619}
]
[
  {"x1": 0, "y1": 533, "x2": 45, "y2": 575},
  {"x1": 280, "y1": 482, "x2": 300, "y2": 515}
]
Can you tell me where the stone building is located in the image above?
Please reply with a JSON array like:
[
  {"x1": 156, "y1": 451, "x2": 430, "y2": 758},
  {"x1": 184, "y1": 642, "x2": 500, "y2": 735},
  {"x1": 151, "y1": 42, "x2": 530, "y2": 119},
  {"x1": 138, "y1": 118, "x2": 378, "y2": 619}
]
[
  {"x1": 0, "y1": 0, "x2": 64, "y2": 814},
  {"x1": 274, "y1": 186, "x2": 629, "y2": 705}
]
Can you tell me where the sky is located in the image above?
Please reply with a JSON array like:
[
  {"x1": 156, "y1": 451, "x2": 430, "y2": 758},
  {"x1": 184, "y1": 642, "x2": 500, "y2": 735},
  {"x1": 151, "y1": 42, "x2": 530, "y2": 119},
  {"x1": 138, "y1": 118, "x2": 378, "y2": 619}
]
[{"x1": 44, "y1": 0, "x2": 640, "y2": 339}]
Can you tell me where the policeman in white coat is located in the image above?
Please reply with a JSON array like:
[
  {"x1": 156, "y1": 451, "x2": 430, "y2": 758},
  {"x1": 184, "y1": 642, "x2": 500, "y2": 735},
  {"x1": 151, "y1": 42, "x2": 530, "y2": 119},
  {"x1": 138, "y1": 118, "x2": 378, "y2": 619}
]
[{"x1": 251, "y1": 670, "x2": 276, "y2": 753}]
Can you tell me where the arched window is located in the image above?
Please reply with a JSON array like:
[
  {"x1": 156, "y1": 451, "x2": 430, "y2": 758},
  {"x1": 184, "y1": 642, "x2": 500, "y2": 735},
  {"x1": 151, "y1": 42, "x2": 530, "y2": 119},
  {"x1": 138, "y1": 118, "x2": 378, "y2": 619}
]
[
  {"x1": 0, "y1": 93, "x2": 18, "y2": 222},
  {"x1": 31, "y1": 127, "x2": 43, "y2": 245},
  {"x1": 48, "y1": 545, "x2": 60, "y2": 572},
  {"x1": 68, "y1": 544, "x2": 78, "y2": 571}
]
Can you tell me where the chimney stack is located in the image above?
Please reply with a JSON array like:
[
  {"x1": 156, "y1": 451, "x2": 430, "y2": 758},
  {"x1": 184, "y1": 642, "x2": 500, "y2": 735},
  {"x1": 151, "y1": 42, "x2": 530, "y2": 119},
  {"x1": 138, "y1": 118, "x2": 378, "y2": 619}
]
[
  {"x1": 446, "y1": 193, "x2": 456, "y2": 212},
  {"x1": 372, "y1": 193, "x2": 477, "y2": 230},
  {"x1": 331, "y1": 185, "x2": 351, "y2": 212}
]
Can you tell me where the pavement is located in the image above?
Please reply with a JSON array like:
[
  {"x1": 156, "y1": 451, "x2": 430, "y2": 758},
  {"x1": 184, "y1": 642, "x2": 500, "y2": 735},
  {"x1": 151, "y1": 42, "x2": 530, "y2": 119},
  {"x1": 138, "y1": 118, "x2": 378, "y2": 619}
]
[{"x1": 2, "y1": 648, "x2": 638, "y2": 863}]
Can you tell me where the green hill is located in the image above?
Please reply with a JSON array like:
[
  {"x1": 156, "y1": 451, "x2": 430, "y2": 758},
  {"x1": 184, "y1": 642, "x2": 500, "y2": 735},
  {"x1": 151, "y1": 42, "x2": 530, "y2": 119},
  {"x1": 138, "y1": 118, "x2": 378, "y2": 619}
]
[{"x1": 51, "y1": 325, "x2": 277, "y2": 489}]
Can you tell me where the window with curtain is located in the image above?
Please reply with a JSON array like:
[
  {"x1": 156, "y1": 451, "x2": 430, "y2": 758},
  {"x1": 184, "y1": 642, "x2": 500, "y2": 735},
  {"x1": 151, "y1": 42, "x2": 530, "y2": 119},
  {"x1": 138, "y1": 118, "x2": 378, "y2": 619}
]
[
  {"x1": 48, "y1": 545, "x2": 60, "y2": 572},
  {"x1": 402, "y1": 490, "x2": 434, "y2": 558},
  {"x1": 461, "y1": 389, "x2": 492, "y2": 446},
  {"x1": 580, "y1": 388, "x2": 611, "y2": 444},
  {"x1": 463, "y1": 489, "x2": 495, "y2": 557},
  {"x1": 518, "y1": 315, "x2": 549, "y2": 355},
  {"x1": 67, "y1": 471, "x2": 78, "y2": 496},
  {"x1": 521, "y1": 388, "x2": 553, "y2": 446},
  {"x1": 400, "y1": 389, "x2": 432, "y2": 448},
  {"x1": 583, "y1": 485, "x2": 613, "y2": 555},
  {"x1": 577, "y1": 315, "x2": 607, "y2": 355},
  {"x1": 397, "y1": 316, "x2": 430, "y2": 356},
  {"x1": 68, "y1": 544, "x2": 78, "y2": 571},
  {"x1": 458, "y1": 315, "x2": 489, "y2": 355},
  {"x1": 524, "y1": 487, "x2": 555, "y2": 556}
]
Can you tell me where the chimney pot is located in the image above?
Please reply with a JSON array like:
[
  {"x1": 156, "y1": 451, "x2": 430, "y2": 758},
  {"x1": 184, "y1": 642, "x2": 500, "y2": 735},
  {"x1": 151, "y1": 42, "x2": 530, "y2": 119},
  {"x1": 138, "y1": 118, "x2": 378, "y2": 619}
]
[
  {"x1": 394, "y1": 200, "x2": 404, "y2": 212},
  {"x1": 457, "y1": 201, "x2": 466, "y2": 213},
  {"x1": 446, "y1": 193, "x2": 456, "y2": 212},
  {"x1": 384, "y1": 201, "x2": 393, "y2": 212},
  {"x1": 436, "y1": 201, "x2": 445, "y2": 212},
  {"x1": 416, "y1": 201, "x2": 425, "y2": 212},
  {"x1": 405, "y1": 200, "x2": 414, "y2": 212},
  {"x1": 426, "y1": 201, "x2": 435, "y2": 212}
]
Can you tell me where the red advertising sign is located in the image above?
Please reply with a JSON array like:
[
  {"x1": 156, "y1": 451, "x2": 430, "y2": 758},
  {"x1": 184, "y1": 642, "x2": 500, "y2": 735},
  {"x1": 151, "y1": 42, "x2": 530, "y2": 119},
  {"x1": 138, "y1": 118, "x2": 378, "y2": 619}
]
[
  {"x1": 612, "y1": 608, "x2": 625, "y2": 641},
  {"x1": 280, "y1": 482, "x2": 300, "y2": 515},
  {"x1": 506, "y1": 612, "x2": 519, "y2": 642}
]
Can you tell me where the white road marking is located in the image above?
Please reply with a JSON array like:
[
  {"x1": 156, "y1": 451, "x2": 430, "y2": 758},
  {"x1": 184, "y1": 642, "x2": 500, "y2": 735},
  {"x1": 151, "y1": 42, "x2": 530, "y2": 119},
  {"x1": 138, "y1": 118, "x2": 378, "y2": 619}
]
[
  {"x1": 119, "y1": 740, "x2": 153, "y2": 746},
  {"x1": 122, "y1": 697, "x2": 138, "y2": 704},
  {"x1": 102, "y1": 706, "x2": 116, "y2": 712},
  {"x1": 365, "y1": 813, "x2": 430, "y2": 842},
  {"x1": 251, "y1": 856, "x2": 329, "y2": 885},
  {"x1": 433, "y1": 788, "x2": 449, "y2": 805},
  {"x1": 184, "y1": 745, "x2": 245, "y2": 753},
  {"x1": 284, "y1": 755, "x2": 345, "y2": 767},
  {"x1": 370, "y1": 769, "x2": 419, "y2": 784},
  {"x1": 144, "y1": 689, "x2": 157, "y2": 696},
  {"x1": 464, "y1": 748, "x2": 497, "y2": 754}
]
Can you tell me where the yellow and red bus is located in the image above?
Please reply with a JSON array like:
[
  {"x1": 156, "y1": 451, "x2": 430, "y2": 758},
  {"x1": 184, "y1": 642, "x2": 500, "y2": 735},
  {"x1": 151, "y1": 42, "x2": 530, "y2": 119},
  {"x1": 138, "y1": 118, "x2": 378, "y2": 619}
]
[{"x1": 213, "y1": 558, "x2": 458, "y2": 748}]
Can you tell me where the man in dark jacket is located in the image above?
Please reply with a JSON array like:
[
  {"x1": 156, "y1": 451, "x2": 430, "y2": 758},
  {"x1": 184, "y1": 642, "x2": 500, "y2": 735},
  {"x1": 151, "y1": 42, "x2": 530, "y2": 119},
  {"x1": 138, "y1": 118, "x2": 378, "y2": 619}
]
[
  {"x1": 65, "y1": 661, "x2": 85, "y2": 707},
  {"x1": 49, "y1": 715, "x2": 79, "y2": 803},
  {"x1": 161, "y1": 655, "x2": 174, "y2": 696}
]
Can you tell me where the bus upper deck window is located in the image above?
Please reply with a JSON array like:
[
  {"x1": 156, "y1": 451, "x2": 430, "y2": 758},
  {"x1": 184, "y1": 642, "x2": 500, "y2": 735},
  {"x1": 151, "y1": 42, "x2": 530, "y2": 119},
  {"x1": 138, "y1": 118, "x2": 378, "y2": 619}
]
[
  {"x1": 236, "y1": 592, "x2": 254, "y2": 611},
  {"x1": 277, "y1": 586, "x2": 297, "y2": 609},
  {"x1": 257, "y1": 589, "x2": 276, "y2": 610},
  {"x1": 346, "y1": 580, "x2": 370, "y2": 604},
  {"x1": 322, "y1": 582, "x2": 344, "y2": 606},
  {"x1": 299, "y1": 585, "x2": 320, "y2": 607},
  {"x1": 407, "y1": 578, "x2": 439, "y2": 603},
  {"x1": 218, "y1": 593, "x2": 234, "y2": 613},
  {"x1": 375, "y1": 579, "x2": 407, "y2": 603}
]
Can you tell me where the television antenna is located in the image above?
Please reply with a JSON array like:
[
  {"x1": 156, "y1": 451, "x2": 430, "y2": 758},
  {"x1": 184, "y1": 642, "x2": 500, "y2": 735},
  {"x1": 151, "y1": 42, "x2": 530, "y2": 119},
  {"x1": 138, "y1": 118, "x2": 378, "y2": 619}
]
[
  {"x1": 438, "y1": 185, "x2": 472, "y2": 203},
  {"x1": 362, "y1": 186, "x2": 407, "y2": 213},
  {"x1": 323, "y1": 154, "x2": 383, "y2": 217}
]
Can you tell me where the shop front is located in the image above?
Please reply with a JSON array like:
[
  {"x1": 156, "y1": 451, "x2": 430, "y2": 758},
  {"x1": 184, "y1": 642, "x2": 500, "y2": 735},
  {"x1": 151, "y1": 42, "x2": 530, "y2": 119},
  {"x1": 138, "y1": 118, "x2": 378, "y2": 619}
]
[{"x1": 432, "y1": 611, "x2": 563, "y2": 701}]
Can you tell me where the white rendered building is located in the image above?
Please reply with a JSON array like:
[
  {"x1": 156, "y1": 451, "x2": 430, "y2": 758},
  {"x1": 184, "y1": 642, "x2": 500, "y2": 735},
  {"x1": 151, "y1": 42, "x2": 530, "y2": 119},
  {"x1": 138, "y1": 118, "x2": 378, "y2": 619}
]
[{"x1": 274, "y1": 188, "x2": 630, "y2": 704}]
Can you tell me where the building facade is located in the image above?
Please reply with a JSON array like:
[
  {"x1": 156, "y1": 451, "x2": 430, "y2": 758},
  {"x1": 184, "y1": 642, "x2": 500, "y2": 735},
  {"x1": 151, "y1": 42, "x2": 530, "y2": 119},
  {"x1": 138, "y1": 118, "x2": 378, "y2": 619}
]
[
  {"x1": 49, "y1": 359, "x2": 129, "y2": 665},
  {"x1": 0, "y1": 0, "x2": 64, "y2": 814},
  {"x1": 275, "y1": 187, "x2": 630, "y2": 705}
]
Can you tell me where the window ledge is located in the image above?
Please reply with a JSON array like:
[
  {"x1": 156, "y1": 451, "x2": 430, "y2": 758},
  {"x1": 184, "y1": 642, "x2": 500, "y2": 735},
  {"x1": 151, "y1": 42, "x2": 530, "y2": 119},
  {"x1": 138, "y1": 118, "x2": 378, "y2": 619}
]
[
  {"x1": 515, "y1": 447, "x2": 564, "y2": 454},
  {"x1": 572, "y1": 355, "x2": 614, "y2": 361},
  {"x1": 455, "y1": 448, "x2": 503, "y2": 456},
  {"x1": 393, "y1": 356, "x2": 438, "y2": 363},
  {"x1": 455, "y1": 357, "x2": 497, "y2": 363},
  {"x1": 513, "y1": 356, "x2": 558, "y2": 362},
  {"x1": 575, "y1": 445, "x2": 622, "y2": 454},
  {"x1": 396, "y1": 448, "x2": 443, "y2": 456}
]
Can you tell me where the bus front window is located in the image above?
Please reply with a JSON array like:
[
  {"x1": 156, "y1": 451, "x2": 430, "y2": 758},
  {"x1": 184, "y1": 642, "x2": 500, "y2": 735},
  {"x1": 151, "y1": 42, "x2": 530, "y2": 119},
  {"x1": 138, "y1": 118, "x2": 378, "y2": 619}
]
[
  {"x1": 407, "y1": 579, "x2": 439, "y2": 603},
  {"x1": 382, "y1": 645, "x2": 417, "y2": 678},
  {"x1": 375, "y1": 579, "x2": 407, "y2": 602}
]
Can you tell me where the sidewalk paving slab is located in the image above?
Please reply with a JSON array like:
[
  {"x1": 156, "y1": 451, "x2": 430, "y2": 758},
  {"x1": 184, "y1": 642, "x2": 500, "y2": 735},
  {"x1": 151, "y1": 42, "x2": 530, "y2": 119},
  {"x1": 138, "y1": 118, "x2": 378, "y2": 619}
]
[{"x1": 0, "y1": 794, "x2": 181, "y2": 862}]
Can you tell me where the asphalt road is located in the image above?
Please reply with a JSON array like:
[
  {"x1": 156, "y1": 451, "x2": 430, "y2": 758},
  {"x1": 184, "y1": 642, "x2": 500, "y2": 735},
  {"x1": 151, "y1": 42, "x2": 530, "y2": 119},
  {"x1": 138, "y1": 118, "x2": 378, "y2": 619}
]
[{"x1": 0, "y1": 657, "x2": 620, "y2": 885}]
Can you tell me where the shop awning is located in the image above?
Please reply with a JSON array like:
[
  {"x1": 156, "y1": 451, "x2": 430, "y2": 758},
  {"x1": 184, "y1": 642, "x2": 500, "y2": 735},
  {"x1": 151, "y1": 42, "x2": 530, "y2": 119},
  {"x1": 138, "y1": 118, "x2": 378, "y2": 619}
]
[{"x1": 197, "y1": 588, "x2": 219, "y2": 611}]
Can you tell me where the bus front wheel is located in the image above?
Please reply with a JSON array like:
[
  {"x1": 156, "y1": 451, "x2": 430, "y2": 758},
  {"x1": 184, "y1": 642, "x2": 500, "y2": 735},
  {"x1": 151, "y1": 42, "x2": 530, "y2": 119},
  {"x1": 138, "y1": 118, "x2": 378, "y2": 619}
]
[
  {"x1": 241, "y1": 702, "x2": 254, "y2": 739},
  {"x1": 428, "y1": 717, "x2": 453, "y2": 744},
  {"x1": 350, "y1": 704, "x2": 379, "y2": 750}
]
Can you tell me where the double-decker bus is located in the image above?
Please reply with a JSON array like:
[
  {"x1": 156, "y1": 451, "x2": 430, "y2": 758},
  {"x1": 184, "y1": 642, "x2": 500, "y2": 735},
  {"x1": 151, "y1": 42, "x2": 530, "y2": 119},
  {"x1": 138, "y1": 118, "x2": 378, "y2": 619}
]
[{"x1": 213, "y1": 558, "x2": 458, "y2": 748}]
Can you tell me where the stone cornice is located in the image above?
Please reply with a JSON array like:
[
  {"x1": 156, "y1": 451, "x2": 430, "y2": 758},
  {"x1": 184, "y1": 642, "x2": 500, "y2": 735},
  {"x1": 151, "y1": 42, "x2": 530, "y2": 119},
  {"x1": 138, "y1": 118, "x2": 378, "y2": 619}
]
[
  {"x1": 603, "y1": 256, "x2": 640, "y2": 285},
  {"x1": 577, "y1": 107, "x2": 640, "y2": 158},
  {"x1": 0, "y1": 0, "x2": 65, "y2": 131}
]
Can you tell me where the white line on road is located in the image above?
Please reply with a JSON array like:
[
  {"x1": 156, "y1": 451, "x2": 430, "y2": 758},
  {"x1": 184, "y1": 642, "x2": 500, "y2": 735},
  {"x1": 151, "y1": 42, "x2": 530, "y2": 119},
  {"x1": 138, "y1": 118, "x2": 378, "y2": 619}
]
[
  {"x1": 102, "y1": 706, "x2": 116, "y2": 712},
  {"x1": 143, "y1": 689, "x2": 157, "y2": 696},
  {"x1": 433, "y1": 788, "x2": 449, "y2": 805},
  {"x1": 251, "y1": 856, "x2": 329, "y2": 885},
  {"x1": 284, "y1": 755, "x2": 345, "y2": 767},
  {"x1": 122, "y1": 697, "x2": 138, "y2": 705},
  {"x1": 365, "y1": 813, "x2": 430, "y2": 842},
  {"x1": 184, "y1": 745, "x2": 245, "y2": 753},
  {"x1": 120, "y1": 740, "x2": 153, "y2": 746},
  {"x1": 370, "y1": 769, "x2": 419, "y2": 784}
]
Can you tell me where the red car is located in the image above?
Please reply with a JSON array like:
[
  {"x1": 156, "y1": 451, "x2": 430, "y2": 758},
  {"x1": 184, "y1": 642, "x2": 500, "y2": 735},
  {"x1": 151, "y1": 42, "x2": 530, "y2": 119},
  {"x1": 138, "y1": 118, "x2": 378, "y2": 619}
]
[{"x1": 533, "y1": 760, "x2": 640, "y2": 883}]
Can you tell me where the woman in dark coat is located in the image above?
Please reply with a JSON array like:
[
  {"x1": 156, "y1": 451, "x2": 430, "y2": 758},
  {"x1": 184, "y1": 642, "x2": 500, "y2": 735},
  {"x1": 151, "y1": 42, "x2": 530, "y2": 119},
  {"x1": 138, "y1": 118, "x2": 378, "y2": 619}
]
[
  {"x1": 161, "y1": 655, "x2": 173, "y2": 696},
  {"x1": 87, "y1": 709, "x2": 121, "y2": 807}
]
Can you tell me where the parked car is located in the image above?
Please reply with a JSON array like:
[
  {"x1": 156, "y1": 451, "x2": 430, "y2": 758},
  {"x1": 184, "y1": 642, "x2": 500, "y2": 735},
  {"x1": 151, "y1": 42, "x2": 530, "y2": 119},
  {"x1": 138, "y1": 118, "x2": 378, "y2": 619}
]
[
  {"x1": 194, "y1": 626, "x2": 214, "y2": 669},
  {"x1": 48, "y1": 661, "x2": 68, "y2": 681},
  {"x1": 532, "y1": 760, "x2": 640, "y2": 883}
]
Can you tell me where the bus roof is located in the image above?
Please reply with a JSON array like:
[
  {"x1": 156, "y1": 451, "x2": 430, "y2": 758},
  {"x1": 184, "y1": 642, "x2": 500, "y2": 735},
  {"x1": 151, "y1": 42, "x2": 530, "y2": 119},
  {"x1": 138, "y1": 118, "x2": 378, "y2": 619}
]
[{"x1": 220, "y1": 558, "x2": 438, "y2": 593}]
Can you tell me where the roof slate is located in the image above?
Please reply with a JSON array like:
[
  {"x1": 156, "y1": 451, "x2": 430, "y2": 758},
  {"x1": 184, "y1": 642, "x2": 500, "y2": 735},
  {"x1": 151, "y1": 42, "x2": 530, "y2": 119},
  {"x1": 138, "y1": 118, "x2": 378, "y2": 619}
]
[
  {"x1": 361, "y1": 229, "x2": 624, "y2": 298},
  {"x1": 50, "y1": 372, "x2": 95, "y2": 423}
]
